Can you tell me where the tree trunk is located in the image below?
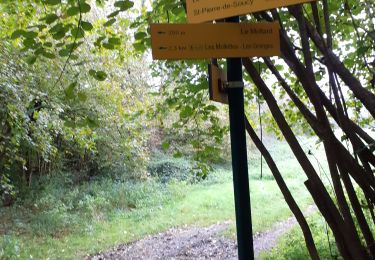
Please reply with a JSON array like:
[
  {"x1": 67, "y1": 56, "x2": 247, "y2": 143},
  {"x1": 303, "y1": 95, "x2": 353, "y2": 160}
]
[
  {"x1": 242, "y1": 58, "x2": 370, "y2": 259},
  {"x1": 244, "y1": 116, "x2": 320, "y2": 260}
]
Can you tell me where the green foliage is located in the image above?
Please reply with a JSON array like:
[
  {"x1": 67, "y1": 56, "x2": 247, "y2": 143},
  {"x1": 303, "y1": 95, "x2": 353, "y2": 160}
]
[
  {"x1": 0, "y1": 32, "x2": 151, "y2": 200},
  {"x1": 1, "y1": 0, "x2": 250, "y2": 183},
  {"x1": 0, "y1": 235, "x2": 22, "y2": 259},
  {"x1": 0, "y1": 141, "x2": 314, "y2": 258},
  {"x1": 0, "y1": 0, "x2": 373, "y2": 259},
  {"x1": 147, "y1": 151, "x2": 194, "y2": 183},
  {"x1": 1, "y1": 0, "x2": 134, "y2": 67},
  {"x1": 149, "y1": 60, "x2": 230, "y2": 178},
  {"x1": 262, "y1": 215, "x2": 342, "y2": 260},
  {"x1": 2, "y1": 171, "x2": 184, "y2": 238}
]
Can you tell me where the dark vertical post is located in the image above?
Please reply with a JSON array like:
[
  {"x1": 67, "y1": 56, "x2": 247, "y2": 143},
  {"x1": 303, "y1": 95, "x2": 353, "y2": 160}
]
[{"x1": 226, "y1": 16, "x2": 254, "y2": 260}]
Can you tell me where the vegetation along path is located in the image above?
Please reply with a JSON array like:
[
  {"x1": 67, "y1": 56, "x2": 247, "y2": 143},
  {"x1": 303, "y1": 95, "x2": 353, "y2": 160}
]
[{"x1": 87, "y1": 205, "x2": 317, "y2": 260}]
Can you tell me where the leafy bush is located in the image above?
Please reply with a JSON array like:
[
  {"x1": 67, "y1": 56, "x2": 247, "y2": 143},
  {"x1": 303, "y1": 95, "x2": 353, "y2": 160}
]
[
  {"x1": 0, "y1": 39, "x2": 153, "y2": 200},
  {"x1": 147, "y1": 151, "x2": 195, "y2": 183},
  {"x1": 1, "y1": 171, "x2": 189, "y2": 240}
]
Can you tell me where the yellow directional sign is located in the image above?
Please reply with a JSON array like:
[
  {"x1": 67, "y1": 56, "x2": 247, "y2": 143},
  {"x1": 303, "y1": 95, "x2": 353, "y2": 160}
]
[
  {"x1": 150, "y1": 23, "x2": 280, "y2": 60},
  {"x1": 186, "y1": 0, "x2": 316, "y2": 23}
]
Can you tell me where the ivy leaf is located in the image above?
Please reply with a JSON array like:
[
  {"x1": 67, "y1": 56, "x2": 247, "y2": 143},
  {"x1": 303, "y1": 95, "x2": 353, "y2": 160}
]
[
  {"x1": 205, "y1": 105, "x2": 218, "y2": 112},
  {"x1": 81, "y1": 21, "x2": 93, "y2": 31},
  {"x1": 133, "y1": 42, "x2": 146, "y2": 52},
  {"x1": 35, "y1": 48, "x2": 44, "y2": 55},
  {"x1": 50, "y1": 24, "x2": 67, "y2": 40},
  {"x1": 114, "y1": 0, "x2": 134, "y2": 11},
  {"x1": 357, "y1": 46, "x2": 368, "y2": 55},
  {"x1": 108, "y1": 37, "x2": 121, "y2": 45},
  {"x1": 95, "y1": 0, "x2": 105, "y2": 6},
  {"x1": 103, "y1": 18, "x2": 116, "y2": 27},
  {"x1": 78, "y1": 92, "x2": 88, "y2": 102},
  {"x1": 59, "y1": 49, "x2": 70, "y2": 57},
  {"x1": 95, "y1": 71, "x2": 107, "y2": 81},
  {"x1": 341, "y1": 135, "x2": 348, "y2": 141},
  {"x1": 23, "y1": 38, "x2": 37, "y2": 48},
  {"x1": 161, "y1": 142, "x2": 170, "y2": 151},
  {"x1": 67, "y1": 6, "x2": 80, "y2": 17},
  {"x1": 94, "y1": 36, "x2": 105, "y2": 47},
  {"x1": 65, "y1": 82, "x2": 77, "y2": 99},
  {"x1": 44, "y1": 14, "x2": 59, "y2": 24},
  {"x1": 180, "y1": 106, "x2": 194, "y2": 119},
  {"x1": 80, "y1": 3, "x2": 91, "y2": 13},
  {"x1": 89, "y1": 69, "x2": 96, "y2": 76},
  {"x1": 102, "y1": 43, "x2": 114, "y2": 49},
  {"x1": 70, "y1": 54, "x2": 79, "y2": 60},
  {"x1": 71, "y1": 27, "x2": 85, "y2": 38},
  {"x1": 134, "y1": 32, "x2": 147, "y2": 40},
  {"x1": 171, "y1": 6, "x2": 184, "y2": 16},
  {"x1": 85, "y1": 117, "x2": 99, "y2": 128},
  {"x1": 42, "y1": 51, "x2": 56, "y2": 59},
  {"x1": 53, "y1": 30, "x2": 66, "y2": 40},
  {"x1": 66, "y1": 41, "x2": 83, "y2": 52},
  {"x1": 45, "y1": 0, "x2": 61, "y2": 5},
  {"x1": 50, "y1": 23, "x2": 63, "y2": 33},
  {"x1": 24, "y1": 31, "x2": 38, "y2": 39},
  {"x1": 37, "y1": 24, "x2": 48, "y2": 31},
  {"x1": 89, "y1": 70, "x2": 107, "y2": 81},
  {"x1": 11, "y1": 29, "x2": 26, "y2": 39},
  {"x1": 107, "y1": 10, "x2": 120, "y2": 18},
  {"x1": 26, "y1": 55, "x2": 37, "y2": 65},
  {"x1": 173, "y1": 151, "x2": 183, "y2": 158}
]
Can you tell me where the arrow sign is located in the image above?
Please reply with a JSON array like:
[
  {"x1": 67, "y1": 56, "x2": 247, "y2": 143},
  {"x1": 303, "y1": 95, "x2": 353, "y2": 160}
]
[
  {"x1": 186, "y1": 0, "x2": 316, "y2": 23},
  {"x1": 150, "y1": 23, "x2": 280, "y2": 60}
]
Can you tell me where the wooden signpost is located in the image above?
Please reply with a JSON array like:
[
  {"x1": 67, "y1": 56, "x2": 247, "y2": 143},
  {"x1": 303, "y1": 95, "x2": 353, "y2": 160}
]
[
  {"x1": 208, "y1": 63, "x2": 228, "y2": 104},
  {"x1": 186, "y1": 0, "x2": 316, "y2": 23},
  {"x1": 150, "y1": 23, "x2": 280, "y2": 60},
  {"x1": 150, "y1": 1, "x2": 315, "y2": 259}
]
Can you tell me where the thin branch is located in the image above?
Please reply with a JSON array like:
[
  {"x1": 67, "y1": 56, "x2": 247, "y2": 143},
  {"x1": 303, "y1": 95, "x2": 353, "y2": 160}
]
[{"x1": 54, "y1": 1, "x2": 83, "y2": 87}]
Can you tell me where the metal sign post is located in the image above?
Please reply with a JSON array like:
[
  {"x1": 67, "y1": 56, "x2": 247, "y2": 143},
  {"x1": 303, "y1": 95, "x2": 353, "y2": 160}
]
[
  {"x1": 151, "y1": 3, "x2": 288, "y2": 258},
  {"x1": 226, "y1": 15, "x2": 254, "y2": 260}
]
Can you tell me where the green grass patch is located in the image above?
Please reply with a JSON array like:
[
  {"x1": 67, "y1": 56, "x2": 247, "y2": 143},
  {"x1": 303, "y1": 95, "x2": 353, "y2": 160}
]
[
  {"x1": 260, "y1": 213, "x2": 342, "y2": 260},
  {"x1": 0, "y1": 138, "x2": 319, "y2": 259}
]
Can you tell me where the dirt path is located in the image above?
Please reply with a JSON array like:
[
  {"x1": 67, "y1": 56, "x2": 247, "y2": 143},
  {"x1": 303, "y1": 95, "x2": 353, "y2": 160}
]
[{"x1": 87, "y1": 206, "x2": 317, "y2": 260}]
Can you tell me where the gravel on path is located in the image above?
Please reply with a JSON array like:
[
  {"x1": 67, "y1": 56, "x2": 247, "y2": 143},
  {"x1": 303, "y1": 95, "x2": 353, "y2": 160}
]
[{"x1": 87, "y1": 205, "x2": 317, "y2": 260}]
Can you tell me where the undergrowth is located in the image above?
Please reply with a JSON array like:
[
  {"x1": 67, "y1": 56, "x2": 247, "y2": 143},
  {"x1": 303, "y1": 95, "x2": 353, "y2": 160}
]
[
  {"x1": 0, "y1": 138, "x2": 327, "y2": 259},
  {"x1": 261, "y1": 213, "x2": 342, "y2": 259},
  {"x1": 262, "y1": 187, "x2": 375, "y2": 260}
]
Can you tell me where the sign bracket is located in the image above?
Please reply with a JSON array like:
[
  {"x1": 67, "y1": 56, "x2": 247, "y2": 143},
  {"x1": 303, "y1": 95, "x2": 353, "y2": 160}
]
[{"x1": 226, "y1": 81, "x2": 245, "y2": 89}]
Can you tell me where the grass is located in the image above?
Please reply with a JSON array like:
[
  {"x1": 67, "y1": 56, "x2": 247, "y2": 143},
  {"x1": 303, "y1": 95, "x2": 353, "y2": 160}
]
[
  {"x1": 260, "y1": 213, "x2": 342, "y2": 260},
  {"x1": 260, "y1": 186, "x2": 375, "y2": 259},
  {"x1": 0, "y1": 137, "x2": 321, "y2": 259}
]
